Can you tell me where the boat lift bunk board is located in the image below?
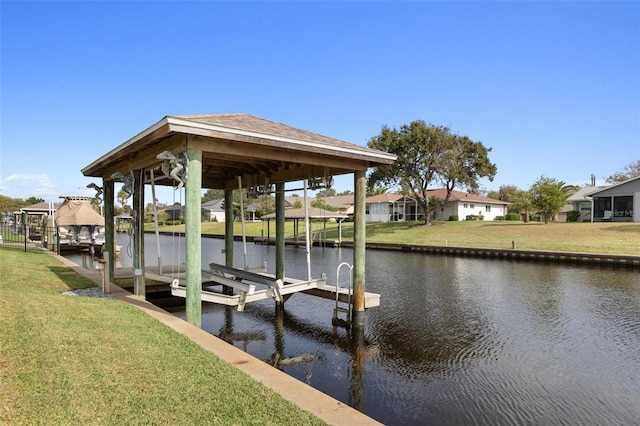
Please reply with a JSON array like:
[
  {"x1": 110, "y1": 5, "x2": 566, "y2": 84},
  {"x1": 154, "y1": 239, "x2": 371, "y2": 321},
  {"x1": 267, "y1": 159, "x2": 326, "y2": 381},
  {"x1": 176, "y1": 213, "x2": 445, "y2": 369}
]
[
  {"x1": 170, "y1": 263, "x2": 326, "y2": 312},
  {"x1": 168, "y1": 262, "x2": 380, "y2": 312}
]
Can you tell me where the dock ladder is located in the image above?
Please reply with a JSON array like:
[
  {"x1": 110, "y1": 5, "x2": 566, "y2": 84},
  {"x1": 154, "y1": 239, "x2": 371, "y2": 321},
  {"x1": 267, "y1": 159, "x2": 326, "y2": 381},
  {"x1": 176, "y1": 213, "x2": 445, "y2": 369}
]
[{"x1": 332, "y1": 262, "x2": 353, "y2": 327}]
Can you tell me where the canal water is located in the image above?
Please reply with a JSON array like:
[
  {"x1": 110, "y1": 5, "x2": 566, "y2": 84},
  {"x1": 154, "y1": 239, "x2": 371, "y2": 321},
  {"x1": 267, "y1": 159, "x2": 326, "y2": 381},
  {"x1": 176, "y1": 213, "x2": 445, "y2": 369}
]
[{"x1": 70, "y1": 234, "x2": 640, "y2": 425}]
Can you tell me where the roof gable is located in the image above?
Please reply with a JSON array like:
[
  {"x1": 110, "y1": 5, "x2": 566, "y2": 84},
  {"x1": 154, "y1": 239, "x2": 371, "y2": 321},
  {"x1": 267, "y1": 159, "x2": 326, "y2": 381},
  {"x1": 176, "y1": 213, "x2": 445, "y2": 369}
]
[{"x1": 589, "y1": 175, "x2": 640, "y2": 197}]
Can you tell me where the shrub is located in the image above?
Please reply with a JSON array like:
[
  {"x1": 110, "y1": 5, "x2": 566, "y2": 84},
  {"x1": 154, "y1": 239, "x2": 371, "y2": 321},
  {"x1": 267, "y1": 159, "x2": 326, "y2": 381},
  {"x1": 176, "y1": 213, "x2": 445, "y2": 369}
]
[
  {"x1": 465, "y1": 214, "x2": 478, "y2": 221},
  {"x1": 506, "y1": 213, "x2": 521, "y2": 221},
  {"x1": 494, "y1": 216, "x2": 505, "y2": 221},
  {"x1": 449, "y1": 215, "x2": 459, "y2": 221},
  {"x1": 567, "y1": 210, "x2": 580, "y2": 222}
]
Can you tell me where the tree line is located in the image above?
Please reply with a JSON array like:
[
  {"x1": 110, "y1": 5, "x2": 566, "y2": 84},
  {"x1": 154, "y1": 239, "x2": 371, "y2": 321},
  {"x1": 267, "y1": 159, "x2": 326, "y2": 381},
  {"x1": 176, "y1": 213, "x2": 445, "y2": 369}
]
[
  {"x1": 3, "y1": 122, "x2": 637, "y2": 225},
  {"x1": 365, "y1": 120, "x2": 639, "y2": 224}
]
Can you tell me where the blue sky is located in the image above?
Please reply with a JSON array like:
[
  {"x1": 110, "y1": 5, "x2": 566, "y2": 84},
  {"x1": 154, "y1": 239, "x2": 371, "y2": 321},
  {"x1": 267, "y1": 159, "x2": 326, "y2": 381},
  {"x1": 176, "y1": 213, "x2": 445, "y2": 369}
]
[{"x1": 2, "y1": 1, "x2": 639, "y2": 204}]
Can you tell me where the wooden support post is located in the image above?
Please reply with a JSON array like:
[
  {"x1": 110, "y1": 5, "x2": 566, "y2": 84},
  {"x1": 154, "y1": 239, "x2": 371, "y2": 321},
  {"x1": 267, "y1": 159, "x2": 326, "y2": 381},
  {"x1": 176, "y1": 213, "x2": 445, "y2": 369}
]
[
  {"x1": 132, "y1": 169, "x2": 146, "y2": 298},
  {"x1": 103, "y1": 251, "x2": 111, "y2": 294},
  {"x1": 103, "y1": 179, "x2": 115, "y2": 281},
  {"x1": 275, "y1": 182, "x2": 285, "y2": 282},
  {"x1": 185, "y1": 149, "x2": 202, "y2": 327},
  {"x1": 352, "y1": 170, "x2": 366, "y2": 327},
  {"x1": 223, "y1": 189, "x2": 234, "y2": 295}
]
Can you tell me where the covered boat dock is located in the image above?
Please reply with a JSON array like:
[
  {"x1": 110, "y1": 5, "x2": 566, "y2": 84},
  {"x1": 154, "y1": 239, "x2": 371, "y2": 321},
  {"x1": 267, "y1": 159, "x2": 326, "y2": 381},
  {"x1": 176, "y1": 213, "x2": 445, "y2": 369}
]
[{"x1": 81, "y1": 113, "x2": 395, "y2": 327}]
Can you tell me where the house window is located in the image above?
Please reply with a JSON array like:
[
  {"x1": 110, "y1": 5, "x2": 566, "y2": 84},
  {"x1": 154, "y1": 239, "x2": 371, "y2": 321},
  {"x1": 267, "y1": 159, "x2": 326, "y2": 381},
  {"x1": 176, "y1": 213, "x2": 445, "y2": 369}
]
[
  {"x1": 365, "y1": 205, "x2": 370, "y2": 215},
  {"x1": 470, "y1": 204, "x2": 475, "y2": 209},
  {"x1": 485, "y1": 205, "x2": 491, "y2": 212},
  {"x1": 463, "y1": 203, "x2": 468, "y2": 209},
  {"x1": 614, "y1": 196, "x2": 633, "y2": 218}
]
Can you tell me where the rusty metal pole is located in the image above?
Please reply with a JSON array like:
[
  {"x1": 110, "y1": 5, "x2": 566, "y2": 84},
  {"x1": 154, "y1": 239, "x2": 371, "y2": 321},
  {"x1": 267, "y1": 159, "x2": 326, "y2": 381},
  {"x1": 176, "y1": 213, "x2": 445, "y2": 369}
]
[{"x1": 352, "y1": 170, "x2": 366, "y2": 328}]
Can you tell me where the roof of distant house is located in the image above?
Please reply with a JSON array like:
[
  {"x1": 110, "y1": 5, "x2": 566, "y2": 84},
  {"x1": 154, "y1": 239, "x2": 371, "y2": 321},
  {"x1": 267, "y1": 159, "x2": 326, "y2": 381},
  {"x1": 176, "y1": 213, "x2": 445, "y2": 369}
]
[
  {"x1": 365, "y1": 190, "x2": 508, "y2": 205},
  {"x1": 427, "y1": 189, "x2": 509, "y2": 205},
  {"x1": 365, "y1": 193, "x2": 404, "y2": 203},
  {"x1": 262, "y1": 207, "x2": 348, "y2": 219},
  {"x1": 566, "y1": 185, "x2": 609, "y2": 202}
]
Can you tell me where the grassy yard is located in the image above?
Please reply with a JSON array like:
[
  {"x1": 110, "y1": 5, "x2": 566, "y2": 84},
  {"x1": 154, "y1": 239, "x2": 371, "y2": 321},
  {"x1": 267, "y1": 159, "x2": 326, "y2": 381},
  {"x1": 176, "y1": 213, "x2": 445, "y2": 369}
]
[
  {"x1": 0, "y1": 249, "x2": 325, "y2": 425},
  {"x1": 148, "y1": 220, "x2": 640, "y2": 255}
]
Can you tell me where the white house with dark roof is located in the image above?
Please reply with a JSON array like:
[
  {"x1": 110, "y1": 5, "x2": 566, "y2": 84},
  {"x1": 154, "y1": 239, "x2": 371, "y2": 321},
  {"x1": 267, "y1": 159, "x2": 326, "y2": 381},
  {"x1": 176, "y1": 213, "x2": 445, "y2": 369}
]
[
  {"x1": 201, "y1": 199, "x2": 226, "y2": 222},
  {"x1": 589, "y1": 176, "x2": 640, "y2": 222},
  {"x1": 365, "y1": 189, "x2": 509, "y2": 222}
]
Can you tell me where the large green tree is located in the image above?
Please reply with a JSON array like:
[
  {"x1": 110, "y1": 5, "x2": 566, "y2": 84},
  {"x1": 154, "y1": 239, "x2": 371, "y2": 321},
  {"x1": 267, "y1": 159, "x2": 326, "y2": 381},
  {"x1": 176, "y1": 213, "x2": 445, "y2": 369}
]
[
  {"x1": 202, "y1": 189, "x2": 224, "y2": 203},
  {"x1": 605, "y1": 160, "x2": 640, "y2": 184},
  {"x1": 254, "y1": 194, "x2": 275, "y2": 218},
  {"x1": 438, "y1": 134, "x2": 497, "y2": 211},
  {"x1": 0, "y1": 195, "x2": 27, "y2": 213},
  {"x1": 530, "y1": 176, "x2": 569, "y2": 223},
  {"x1": 23, "y1": 196, "x2": 44, "y2": 206},
  {"x1": 367, "y1": 120, "x2": 496, "y2": 224},
  {"x1": 487, "y1": 185, "x2": 520, "y2": 203}
]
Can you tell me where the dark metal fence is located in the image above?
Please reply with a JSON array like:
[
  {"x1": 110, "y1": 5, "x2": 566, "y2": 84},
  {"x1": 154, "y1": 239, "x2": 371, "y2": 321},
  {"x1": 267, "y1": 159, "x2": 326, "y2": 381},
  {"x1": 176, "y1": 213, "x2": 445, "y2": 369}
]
[{"x1": 0, "y1": 220, "x2": 58, "y2": 254}]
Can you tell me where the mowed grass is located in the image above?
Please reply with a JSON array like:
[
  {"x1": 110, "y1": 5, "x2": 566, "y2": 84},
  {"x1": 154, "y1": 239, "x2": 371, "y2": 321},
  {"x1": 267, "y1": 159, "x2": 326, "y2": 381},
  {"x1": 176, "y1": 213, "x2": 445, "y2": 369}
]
[
  {"x1": 0, "y1": 249, "x2": 326, "y2": 425},
  {"x1": 358, "y1": 221, "x2": 640, "y2": 254},
  {"x1": 150, "y1": 220, "x2": 640, "y2": 255}
]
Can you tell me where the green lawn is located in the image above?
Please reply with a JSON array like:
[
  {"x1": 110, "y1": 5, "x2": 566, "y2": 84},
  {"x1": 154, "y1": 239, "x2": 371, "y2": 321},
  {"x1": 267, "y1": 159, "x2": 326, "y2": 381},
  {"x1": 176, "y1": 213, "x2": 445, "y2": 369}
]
[
  {"x1": 148, "y1": 220, "x2": 640, "y2": 255},
  {"x1": 0, "y1": 249, "x2": 326, "y2": 425}
]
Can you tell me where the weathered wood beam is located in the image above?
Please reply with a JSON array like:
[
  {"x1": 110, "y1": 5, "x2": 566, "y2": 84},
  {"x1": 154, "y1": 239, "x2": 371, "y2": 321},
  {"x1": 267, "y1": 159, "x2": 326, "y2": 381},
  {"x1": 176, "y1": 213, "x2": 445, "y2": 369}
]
[
  {"x1": 187, "y1": 134, "x2": 369, "y2": 171},
  {"x1": 101, "y1": 134, "x2": 187, "y2": 180}
]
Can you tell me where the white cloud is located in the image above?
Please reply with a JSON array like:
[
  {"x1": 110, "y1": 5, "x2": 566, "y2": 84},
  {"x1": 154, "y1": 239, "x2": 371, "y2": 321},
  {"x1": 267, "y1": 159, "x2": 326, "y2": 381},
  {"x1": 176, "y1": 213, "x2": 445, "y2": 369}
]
[{"x1": 0, "y1": 173, "x2": 59, "y2": 201}]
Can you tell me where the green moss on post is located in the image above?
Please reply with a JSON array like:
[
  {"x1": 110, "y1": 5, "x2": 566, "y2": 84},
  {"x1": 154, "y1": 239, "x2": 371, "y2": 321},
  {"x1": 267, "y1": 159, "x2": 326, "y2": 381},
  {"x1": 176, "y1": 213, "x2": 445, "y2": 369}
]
[
  {"x1": 103, "y1": 180, "x2": 115, "y2": 282},
  {"x1": 185, "y1": 150, "x2": 202, "y2": 327},
  {"x1": 352, "y1": 170, "x2": 366, "y2": 328},
  {"x1": 133, "y1": 169, "x2": 145, "y2": 298},
  {"x1": 275, "y1": 182, "x2": 285, "y2": 281}
]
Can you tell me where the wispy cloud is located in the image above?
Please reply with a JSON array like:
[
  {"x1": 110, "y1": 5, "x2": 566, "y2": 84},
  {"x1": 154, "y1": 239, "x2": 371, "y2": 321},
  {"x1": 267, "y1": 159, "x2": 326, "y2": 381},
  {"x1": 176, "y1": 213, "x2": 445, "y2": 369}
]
[{"x1": 0, "y1": 173, "x2": 59, "y2": 201}]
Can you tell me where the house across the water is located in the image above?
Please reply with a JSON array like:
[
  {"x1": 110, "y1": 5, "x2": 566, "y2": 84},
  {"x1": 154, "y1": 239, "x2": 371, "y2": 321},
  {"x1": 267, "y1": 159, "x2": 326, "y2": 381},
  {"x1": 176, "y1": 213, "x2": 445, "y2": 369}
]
[
  {"x1": 365, "y1": 189, "x2": 509, "y2": 222},
  {"x1": 589, "y1": 176, "x2": 640, "y2": 222}
]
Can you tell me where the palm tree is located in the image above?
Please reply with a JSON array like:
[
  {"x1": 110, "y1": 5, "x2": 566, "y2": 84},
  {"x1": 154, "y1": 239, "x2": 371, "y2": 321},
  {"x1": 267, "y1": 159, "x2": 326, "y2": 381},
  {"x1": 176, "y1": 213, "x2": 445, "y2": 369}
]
[{"x1": 512, "y1": 190, "x2": 533, "y2": 223}]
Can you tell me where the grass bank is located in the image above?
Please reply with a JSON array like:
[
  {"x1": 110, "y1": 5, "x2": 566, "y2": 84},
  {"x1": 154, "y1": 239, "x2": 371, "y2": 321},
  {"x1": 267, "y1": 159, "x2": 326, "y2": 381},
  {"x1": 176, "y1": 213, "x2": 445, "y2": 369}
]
[
  {"x1": 148, "y1": 221, "x2": 640, "y2": 255},
  {"x1": 0, "y1": 249, "x2": 325, "y2": 425}
]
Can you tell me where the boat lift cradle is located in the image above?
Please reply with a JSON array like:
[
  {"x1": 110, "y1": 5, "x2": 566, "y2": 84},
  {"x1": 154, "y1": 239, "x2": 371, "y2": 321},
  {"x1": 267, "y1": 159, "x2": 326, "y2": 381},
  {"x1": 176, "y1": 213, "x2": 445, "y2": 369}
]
[
  {"x1": 170, "y1": 263, "x2": 326, "y2": 312},
  {"x1": 168, "y1": 262, "x2": 380, "y2": 313}
]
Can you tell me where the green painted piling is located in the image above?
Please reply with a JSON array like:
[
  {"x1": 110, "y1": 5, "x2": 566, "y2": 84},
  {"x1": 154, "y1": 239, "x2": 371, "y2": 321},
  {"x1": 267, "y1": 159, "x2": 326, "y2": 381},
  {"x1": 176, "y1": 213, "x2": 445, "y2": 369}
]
[
  {"x1": 132, "y1": 169, "x2": 145, "y2": 298},
  {"x1": 185, "y1": 150, "x2": 202, "y2": 327},
  {"x1": 275, "y1": 182, "x2": 285, "y2": 282},
  {"x1": 352, "y1": 170, "x2": 366, "y2": 327}
]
